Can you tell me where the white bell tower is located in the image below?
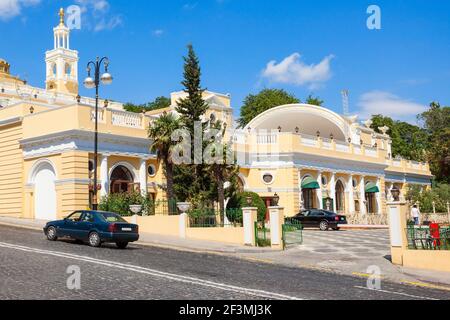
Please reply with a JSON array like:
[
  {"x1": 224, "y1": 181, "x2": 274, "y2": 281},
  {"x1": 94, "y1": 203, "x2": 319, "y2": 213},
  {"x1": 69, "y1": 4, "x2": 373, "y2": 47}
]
[{"x1": 45, "y1": 8, "x2": 79, "y2": 95}]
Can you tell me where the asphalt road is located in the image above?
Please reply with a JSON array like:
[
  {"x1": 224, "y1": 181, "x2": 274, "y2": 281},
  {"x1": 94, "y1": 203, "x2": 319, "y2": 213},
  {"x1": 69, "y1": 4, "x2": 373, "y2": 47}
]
[{"x1": 0, "y1": 225, "x2": 449, "y2": 300}]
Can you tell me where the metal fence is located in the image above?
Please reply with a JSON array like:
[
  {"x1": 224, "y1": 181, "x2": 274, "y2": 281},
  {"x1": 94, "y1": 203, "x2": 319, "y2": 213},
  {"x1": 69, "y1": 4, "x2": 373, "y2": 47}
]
[
  {"x1": 147, "y1": 199, "x2": 179, "y2": 216},
  {"x1": 406, "y1": 226, "x2": 450, "y2": 250},
  {"x1": 282, "y1": 218, "x2": 303, "y2": 249},
  {"x1": 254, "y1": 222, "x2": 271, "y2": 247},
  {"x1": 188, "y1": 208, "x2": 243, "y2": 228}
]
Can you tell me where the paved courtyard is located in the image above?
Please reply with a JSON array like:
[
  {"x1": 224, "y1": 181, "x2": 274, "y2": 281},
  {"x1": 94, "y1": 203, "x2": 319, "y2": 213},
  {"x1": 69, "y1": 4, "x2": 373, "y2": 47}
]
[{"x1": 297, "y1": 229, "x2": 391, "y2": 258}]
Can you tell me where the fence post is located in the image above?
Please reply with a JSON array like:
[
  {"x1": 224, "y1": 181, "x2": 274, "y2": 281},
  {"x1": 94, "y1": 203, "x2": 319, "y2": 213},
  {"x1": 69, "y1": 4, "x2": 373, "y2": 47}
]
[
  {"x1": 269, "y1": 206, "x2": 285, "y2": 250},
  {"x1": 387, "y1": 201, "x2": 408, "y2": 266},
  {"x1": 179, "y1": 213, "x2": 188, "y2": 239},
  {"x1": 243, "y1": 207, "x2": 257, "y2": 246}
]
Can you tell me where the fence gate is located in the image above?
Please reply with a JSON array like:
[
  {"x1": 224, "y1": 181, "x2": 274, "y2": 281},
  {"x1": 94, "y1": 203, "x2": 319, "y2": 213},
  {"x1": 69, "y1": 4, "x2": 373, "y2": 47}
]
[
  {"x1": 254, "y1": 222, "x2": 271, "y2": 247},
  {"x1": 282, "y1": 219, "x2": 303, "y2": 249}
]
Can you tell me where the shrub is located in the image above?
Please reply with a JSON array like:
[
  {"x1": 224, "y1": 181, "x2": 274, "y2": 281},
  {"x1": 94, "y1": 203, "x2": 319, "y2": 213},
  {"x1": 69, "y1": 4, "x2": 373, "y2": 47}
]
[
  {"x1": 99, "y1": 192, "x2": 153, "y2": 216},
  {"x1": 227, "y1": 191, "x2": 267, "y2": 222},
  {"x1": 406, "y1": 183, "x2": 450, "y2": 212}
]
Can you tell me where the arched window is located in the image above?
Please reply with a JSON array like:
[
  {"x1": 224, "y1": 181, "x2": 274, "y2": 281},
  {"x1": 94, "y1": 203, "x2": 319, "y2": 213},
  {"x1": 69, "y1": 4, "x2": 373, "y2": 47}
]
[
  {"x1": 335, "y1": 180, "x2": 345, "y2": 213},
  {"x1": 110, "y1": 165, "x2": 135, "y2": 194}
]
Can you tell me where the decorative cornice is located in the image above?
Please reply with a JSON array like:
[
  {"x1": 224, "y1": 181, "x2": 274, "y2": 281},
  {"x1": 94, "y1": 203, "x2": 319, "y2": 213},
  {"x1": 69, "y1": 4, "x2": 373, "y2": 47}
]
[
  {"x1": 20, "y1": 129, "x2": 156, "y2": 159},
  {"x1": 0, "y1": 116, "x2": 22, "y2": 127}
]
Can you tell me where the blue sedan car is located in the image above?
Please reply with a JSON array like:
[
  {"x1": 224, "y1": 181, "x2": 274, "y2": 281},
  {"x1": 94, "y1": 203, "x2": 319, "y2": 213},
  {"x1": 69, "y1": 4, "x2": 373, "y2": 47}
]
[{"x1": 44, "y1": 211, "x2": 139, "y2": 249}]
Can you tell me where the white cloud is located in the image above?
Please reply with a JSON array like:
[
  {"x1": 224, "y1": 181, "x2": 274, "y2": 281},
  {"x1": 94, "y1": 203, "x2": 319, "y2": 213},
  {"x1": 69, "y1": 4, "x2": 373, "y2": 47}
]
[
  {"x1": 94, "y1": 15, "x2": 122, "y2": 31},
  {"x1": 357, "y1": 91, "x2": 427, "y2": 123},
  {"x1": 0, "y1": 0, "x2": 40, "y2": 21},
  {"x1": 75, "y1": 0, "x2": 122, "y2": 31},
  {"x1": 152, "y1": 29, "x2": 164, "y2": 37},
  {"x1": 261, "y1": 53, "x2": 334, "y2": 89}
]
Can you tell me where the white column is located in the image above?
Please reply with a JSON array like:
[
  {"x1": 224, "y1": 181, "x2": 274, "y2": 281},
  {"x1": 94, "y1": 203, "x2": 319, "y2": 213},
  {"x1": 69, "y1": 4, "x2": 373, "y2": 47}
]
[
  {"x1": 348, "y1": 175, "x2": 355, "y2": 213},
  {"x1": 317, "y1": 172, "x2": 323, "y2": 209},
  {"x1": 330, "y1": 172, "x2": 336, "y2": 212},
  {"x1": 67, "y1": 34, "x2": 70, "y2": 49},
  {"x1": 139, "y1": 159, "x2": 148, "y2": 196},
  {"x1": 376, "y1": 177, "x2": 383, "y2": 214},
  {"x1": 269, "y1": 206, "x2": 284, "y2": 249},
  {"x1": 243, "y1": 207, "x2": 258, "y2": 246},
  {"x1": 100, "y1": 155, "x2": 109, "y2": 198},
  {"x1": 360, "y1": 176, "x2": 367, "y2": 214},
  {"x1": 298, "y1": 169, "x2": 304, "y2": 210},
  {"x1": 179, "y1": 213, "x2": 187, "y2": 239}
]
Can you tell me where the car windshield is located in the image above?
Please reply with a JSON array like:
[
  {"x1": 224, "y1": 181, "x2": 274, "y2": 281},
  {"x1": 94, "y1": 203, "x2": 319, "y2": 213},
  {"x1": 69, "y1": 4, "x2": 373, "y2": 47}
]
[{"x1": 99, "y1": 212, "x2": 127, "y2": 223}]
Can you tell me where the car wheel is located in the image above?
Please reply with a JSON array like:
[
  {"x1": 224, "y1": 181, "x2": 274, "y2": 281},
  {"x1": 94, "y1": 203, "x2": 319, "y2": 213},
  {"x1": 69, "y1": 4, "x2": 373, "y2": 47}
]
[
  {"x1": 88, "y1": 232, "x2": 101, "y2": 248},
  {"x1": 46, "y1": 226, "x2": 58, "y2": 241},
  {"x1": 319, "y1": 221, "x2": 329, "y2": 231},
  {"x1": 116, "y1": 242, "x2": 129, "y2": 249}
]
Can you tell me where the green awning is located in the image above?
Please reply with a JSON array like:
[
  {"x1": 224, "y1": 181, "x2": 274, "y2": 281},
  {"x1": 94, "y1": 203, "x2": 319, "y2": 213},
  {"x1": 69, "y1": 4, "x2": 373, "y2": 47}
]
[
  {"x1": 365, "y1": 182, "x2": 380, "y2": 193},
  {"x1": 302, "y1": 177, "x2": 320, "y2": 189}
]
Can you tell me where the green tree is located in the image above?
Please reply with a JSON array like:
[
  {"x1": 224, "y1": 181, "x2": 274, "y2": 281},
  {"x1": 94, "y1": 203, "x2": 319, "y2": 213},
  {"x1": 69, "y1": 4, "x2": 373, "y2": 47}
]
[
  {"x1": 175, "y1": 44, "x2": 209, "y2": 132},
  {"x1": 305, "y1": 94, "x2": 324, "y2": 106},
  {"x1": 418, "y1": 102, "x2": 450, "y2": 183},
  {"x1": 208, "y1": 120, "x2": 239, "y2": 220},
  {"x1": 173, "y1": 44, "x2": 213, "y2": 204},
  {"x1": 371, "y1": 115, "x2": 428, "y2": 161},
  {"x1": 148, "y1": 112, "x2": 181, "y2": 202},
  {"x1": 124, "y1": 96, "x2": 171, "y2": 113},
  {"x1": 238, "y1": 89, "x2": 300, "y2": 128}
]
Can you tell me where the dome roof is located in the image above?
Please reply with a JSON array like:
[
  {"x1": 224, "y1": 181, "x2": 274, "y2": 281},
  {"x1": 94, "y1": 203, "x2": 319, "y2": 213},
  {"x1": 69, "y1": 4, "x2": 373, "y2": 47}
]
[{"x1": 246, "y1": 104, "x2": 350, "y2": 141}]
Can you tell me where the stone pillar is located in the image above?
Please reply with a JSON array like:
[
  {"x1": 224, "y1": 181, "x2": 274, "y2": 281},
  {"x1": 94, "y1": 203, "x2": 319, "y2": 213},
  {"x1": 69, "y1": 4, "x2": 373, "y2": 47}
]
[
  {"x1": 387, "y1": 201, "x2": 408, "y2": 266},
  {"x1": 243, "y1": 207, "x2": 258, "y2": 246},
  {"x1": 348, "y1": 175, "x2": 355, "y2": 214},
  {"x1": 317, "y1": 172, "x2": 324, "y2": 210},
  {"x1": 139, "y1": 159, "x2": 148, "y2": 196},
  {"x1": 179, "y1": 213, "x2": 188, "y2": 239},
  {"x1": 360, "y1": 176, "x2": 367, "y2": 215},
  {"x1": 269, "y1": 206, "x2": 285, "y2": 250},
  {"x1": 330, "y1": 172, "x2": 337, "y2": 212},
  {"x1": 100, "y1": 155, "x2": 109, "y2": 198}
]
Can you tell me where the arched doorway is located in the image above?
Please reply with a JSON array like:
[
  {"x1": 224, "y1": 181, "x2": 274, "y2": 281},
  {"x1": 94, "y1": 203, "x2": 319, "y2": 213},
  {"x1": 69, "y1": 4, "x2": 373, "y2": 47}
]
[
  {"x1": 302, "y1": 176, "x2": 320, "y2": 209},
  {"x1": 335, "y1": 180, "x2": 345, "y2": 213},
  {"x1": 33, "y1": 161, "x2": 57, "y2": 221},
  {"x1": 365, "y1": 181, "x2": 380, "y2": 214},
  {"x1": 110, "y1": 165, "x2": 135, "y2": 194}
]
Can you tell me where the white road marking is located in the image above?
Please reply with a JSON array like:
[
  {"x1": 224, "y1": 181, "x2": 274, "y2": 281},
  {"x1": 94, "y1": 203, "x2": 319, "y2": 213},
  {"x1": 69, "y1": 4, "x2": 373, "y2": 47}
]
[
  {"x1": 354, "y1": 286, "x2": 439, "y2": 300},
  {"x1": 0, "y1": 242, "x2": 302, "y2": 300}
]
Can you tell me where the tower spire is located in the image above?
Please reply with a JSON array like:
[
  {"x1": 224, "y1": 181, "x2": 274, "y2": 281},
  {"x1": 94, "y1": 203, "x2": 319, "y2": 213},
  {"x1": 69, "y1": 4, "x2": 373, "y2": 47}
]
[{"x1": 59, "y1": 8, "x2": 65, "y2": 26}]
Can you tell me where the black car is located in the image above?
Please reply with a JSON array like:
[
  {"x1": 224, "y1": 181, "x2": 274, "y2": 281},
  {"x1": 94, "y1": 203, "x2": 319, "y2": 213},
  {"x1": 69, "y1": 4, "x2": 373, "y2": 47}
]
[
  {"x1": 44, "y1": 211, "x2": 139, "y2": 249},
  {"x1": 292, "y1": 209, "x2": 347, "y2": 231}
]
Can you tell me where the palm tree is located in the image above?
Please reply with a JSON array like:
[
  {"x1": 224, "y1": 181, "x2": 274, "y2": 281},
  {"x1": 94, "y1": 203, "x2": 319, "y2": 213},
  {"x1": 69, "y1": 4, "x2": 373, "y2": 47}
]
[{"x1": 148, "y1": 112, "x2": 181, "y2": 203}]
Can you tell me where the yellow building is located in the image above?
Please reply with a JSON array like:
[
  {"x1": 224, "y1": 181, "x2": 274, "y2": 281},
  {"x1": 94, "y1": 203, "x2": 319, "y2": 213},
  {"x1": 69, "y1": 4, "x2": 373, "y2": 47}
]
[
  {"x1": 235, "y1": 105, "x2": 433, "y2": 217},
  {"x1": 0, "y1": 9, "x2": 432, "y2": 221}
]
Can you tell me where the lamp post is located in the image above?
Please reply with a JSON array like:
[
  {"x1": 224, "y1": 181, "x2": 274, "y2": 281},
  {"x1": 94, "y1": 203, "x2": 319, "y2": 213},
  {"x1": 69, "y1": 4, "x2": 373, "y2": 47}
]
[{"x1": 84, "y1": 57, "x2": 113, "y2": 210}]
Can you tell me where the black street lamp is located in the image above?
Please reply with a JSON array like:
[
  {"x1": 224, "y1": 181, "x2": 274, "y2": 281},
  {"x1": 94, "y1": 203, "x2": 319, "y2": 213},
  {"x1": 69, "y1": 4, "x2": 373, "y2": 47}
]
[{"x1": 83, "y1": 57, "x2": 113, "y2": 210}]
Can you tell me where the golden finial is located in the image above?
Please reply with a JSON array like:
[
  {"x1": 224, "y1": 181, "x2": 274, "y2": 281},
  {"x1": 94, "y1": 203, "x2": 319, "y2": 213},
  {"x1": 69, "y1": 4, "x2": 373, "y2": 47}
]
[{"x1": 59, "y1": 8, "x2": 65, "y2": 26}]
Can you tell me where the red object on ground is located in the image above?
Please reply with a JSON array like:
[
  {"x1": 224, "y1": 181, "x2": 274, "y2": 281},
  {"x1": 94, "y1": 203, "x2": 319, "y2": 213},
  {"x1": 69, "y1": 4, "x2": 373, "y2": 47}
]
[{"x1": 430, "y1": 223, "x2": 441, "y2": 248}]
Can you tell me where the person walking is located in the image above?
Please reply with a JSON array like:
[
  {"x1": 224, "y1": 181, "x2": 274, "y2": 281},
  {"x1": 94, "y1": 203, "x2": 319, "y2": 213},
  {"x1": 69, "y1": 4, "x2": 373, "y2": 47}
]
[{"x1": 411, "y1": 205, "x2": 421, "y2": 226}]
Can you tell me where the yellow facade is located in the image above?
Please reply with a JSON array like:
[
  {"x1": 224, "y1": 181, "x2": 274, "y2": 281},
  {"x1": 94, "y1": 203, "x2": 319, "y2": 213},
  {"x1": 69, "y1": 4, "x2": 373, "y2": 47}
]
[{"x1": 0, "y1": 10, "x2": 433, "y2": 221}]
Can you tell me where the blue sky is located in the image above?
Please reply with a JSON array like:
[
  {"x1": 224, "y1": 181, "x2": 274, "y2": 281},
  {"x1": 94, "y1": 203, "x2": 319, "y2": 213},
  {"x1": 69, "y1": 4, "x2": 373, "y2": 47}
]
[{"x1": 1, "y1": 0, "x2": 449, "y2": 123}]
